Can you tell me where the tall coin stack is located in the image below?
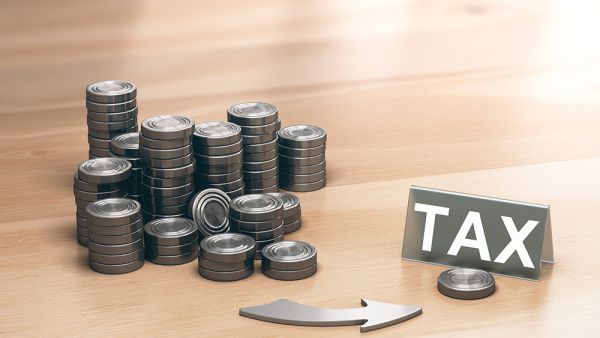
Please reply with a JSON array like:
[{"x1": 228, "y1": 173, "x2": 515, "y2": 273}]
[
  {"x1": 227, "y1": 102, "x2": 281, "y2": 194},
  {"x1": 86, "y1": 80, "x2": 138, "y2": 159},
  {"x1": 140, "y1": 116, "x2": 196, "y2": 222},
  {"x1": 267, "y1": 192, "x2": 302, "y2": 234},
  {"x1": 199, "y1": 233, "x2": 256, "y2": 282},
  {"x1": 229, "y1": 194, "x2": 284, "y2": 259},
  {"x1": 278, "y1": 125, "x2": 327, "y2": 192},
  {"x1": 193, "y1": 122, "x2": 244, "y2": 198},
  {"x1": 144, "y1": 218, "x2": 199, "y2": 265},
  {"x1": 73, "y1": 158, "x2": 132, "y2": 246},
  {"x1": 110, "y1": 133, "x2": 142, "y2": 202},
  {"x1": 86, "y1": 198, "x2": 144, "y2": 274}
]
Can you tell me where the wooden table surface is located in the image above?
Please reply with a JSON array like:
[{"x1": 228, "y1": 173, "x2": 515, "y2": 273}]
[{"x1": 1, "y1": 0, "x2": 599, "y2": 336}]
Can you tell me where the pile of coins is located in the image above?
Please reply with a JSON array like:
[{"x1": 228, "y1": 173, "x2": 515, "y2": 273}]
[
  {"x1": 227, "y1": 102, "x2": 280, "y2": 194},
  {"x1": 73, "y1": 158, "x2": 132, "y2": 246},
  {"x1": 261, "y1": 241, "x2": 317, "y2": 280},
  {"x1": 86, "y1": 198, "x2": 144, "y2": 274},
  {"x1": 110, "y1": 133, "x2": 142, "y2": 202},
  {"x1": 140, "y1": 116, "x2": 195, "y2": 222},
  {"x1": 229, "y1": 194, "x2": 284, "y2": 259},
  {"x1": 278, "y1": 125, "x2": 327, "y2": 192},
  {"x1": 188, "y1": 189, "x2": 231, "y2": 239},
  {"x1": 193, "y1": 122, "x2": 244, "y2": 199},
  {"x1": 199, "y1": 233, "x2": 256, "y2": 281},
  {"x1": 144, "y1": 218, "x2": 199, "y2": 265},
  {"x1": 268, "y1": 192, "x2": 302, "y2": 234},
  {"x1": 86, "y1": 80, "x2": 138, "y2": 159}
]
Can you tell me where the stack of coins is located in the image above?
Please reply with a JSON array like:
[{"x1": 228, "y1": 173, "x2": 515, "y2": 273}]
[
  {"x1": 261, "y1": 241, "x2": 317, "y2": 280},
  {"x1": 229, "y1": 194, "x2": 284, "y2": 259},
  {"x1": 193, "y1": 122, "x2": 244, "y2": 198},
  {"x1": 188, "y1": 189, "x2": 231, "y2": 239},
  {"x1": 73, "y1": 158, "x2": 132, "y2": 246},
  {"x1": 278, "y1": 125, "x2": 327, "y2": 192},
  {"x1": 144, "y1": 218, "x2": 199, "y2": 265},
  {"x1": 86, "y1": 198, "x2": 144, "y2": 274},
  {"x1": 86, "y1": 80, "x2": 138, "y2": 159},
  {"x1": 198, "y1": 233, "x2": 256, "y2": 281},
  {"x1": 140, "y1": 116, "x2": 195, "y2": 222},
  {"x1": 267, "y1": 192, "x2": 301, "y2": 234},
  {"x1": 227, "y1": 102, "x2": 281, "y2": 194},
  {"x1": 110, "y1": 133, "x2": 142, "y2": 202}
]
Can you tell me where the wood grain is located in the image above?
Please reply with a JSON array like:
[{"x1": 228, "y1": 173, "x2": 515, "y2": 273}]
[{"x1": 1, "y1": 0, "x2": 599, "y2": 336}]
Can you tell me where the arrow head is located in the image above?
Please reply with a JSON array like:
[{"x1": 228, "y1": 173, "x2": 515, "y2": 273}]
[{"x1": 359, "y1": 299, "x2": 422, "y2": 332}]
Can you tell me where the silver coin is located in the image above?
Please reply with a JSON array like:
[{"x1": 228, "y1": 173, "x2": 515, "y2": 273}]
[
  {"x1": 145, "y1": 241, "x2": 198, "y2": 256},
  {"x1": 224, "y1": 185, "x2": 245, "y2": 199},
  {"x1": 241, "y1": 133, "x2": 276, "y2": 145},
  {"x1": 88, "y1": 135, "x2": 111, "y2": 149},
  {"x1": 140, "y1": 144, "x2": 192, "y2": 160},
  {"x1": 142, "y1": 161, "x2": 195, "y2": 179},
  {"x1": 244, "y1": 176, "x2": 278, "y2": 189},
  {"x1": 193, "y1": 139, "x2": 242, "y2": 156},
  {"x1": 77, "y1": 226, "x2": 89, "y2": 237},
  {"x1": 199, "y1": 233, "x2": 256, "y2": 263},
  {"x1": 139, "y1": 134, "x2": 193, "y2": 150},
  {"x1": 194, "y1": 149, "x2": 243, "y2": 166},
  {"x1": 85, "y1": 198, "x2": 141, "y2": 226},
  {"x1": 89, "y1": 258, "x2": 144, "y2": 274},
  {"x1": 229, "y1": 216, "x2": 283, "y2": 232},
  {"x1": 243, "y1": 166, "x2": 278, "y2": 180},
  {"x1": 87, "y1": 117, "x2": 137, "y2": 132},
  {"x1": 243, "y1": 148, "x2": 277, "y2": 162},
  {"x1": 76, "y1": 213, "x2": 88, "y2": 227},
  {"x1": 88, "y1": 238, "x2": 143, "y2": 255},
  {"x1": 108, "y1": 153, "x2": 141, "y2": 168},
  {"x1": 280, "y1": 160, "x2": 326, "y2": 175},
  {"x1": 144, "y1": 217, "x2": 198, "y2": 246},
  {"x1": 242, "y1": 157, "x2": 278, "y2": 172},
  {"x1": 142, "y1": 211, "x2": 188, "y2": 223},
  {"x1": 142, "y1": 190, "x2": 194, "y2": 206},
  {"x1": 188, "y1": 189, "x2": 231, "y2": 238},
  {"x1": 280, "y1": 170, "x2": 326, "y2": 184},
  {"x1": 244, "y1": 136, "x2": 278, "y2": 154},
  {"x1": 89, "y1": 248, "x2": 144, "y2": 265},
  {"x1": 255, "y1": 234, "x2": 284, "y2": 250},
  {"x1": 437, "y1": 268, "x2": 495, "y2": 300},
  {"x1": 77, "y1": 234, "x2": 89, "y2": 247},
  {"x1": 266, "y1": 192, "x2": 300, "y2": 217},
  {"x1": 227, "y1": 102, "x2": 278, "y2": 126},
  {"x1": 143, "y1": 203, "x2": 189, "y2": 215},
  {"x1": 245, "y1": 184, "x2": 279, "y2": 194},
  {"x1": 73, "y1": 187, "x2": 124, "y2": 201},
  {"x1": 278, "y1": 125, "x2": 327, "y2": 148},
  {"x1": 283, "y1": 219, "x2": 301, "y2": 234},
  {"x1": 86, "y1": 80, "x2": 136, "y2": 104},
  {"x1": 88, "y1": 107, "x2": 137, "y2": 123},
  {"x1": 280, "y1": 178, "x2": 326, "y2": 192},
  {"x1": 75, "y1": 198, "x2": 93, "y2": 209},
  {"x1": 262, "y1": 263, "x2": 317, "y2": 281},
  {"x1": 239, "y1": 118, "x2": 281, "y2": 135},
  {"x1": 196, "y1": 176, "x2": 244, "y2": 192},
  {"x1": 198, "y1": 257, "x2": 253, "y2": 272},
  {"x1": 195, "y1": 163, "x2": 241, "y2": 175},
  {"x1": 110, "y1": 132, "x2": 139, "y2": 157},
  {"x1": 146, "y1": 247, "x2": 198, "y2": 265},
  {"x1": 283, "y1": 209, "x2": 301, "y2": 224},
  {"x1": 88, "y1": 226, "x2": 144, "y2": 245},
  {"x1": 261, "y1": 240, "x2": 316, "y2": 271},
  {"x1": 279, "y1": 153, "x2": 325, "y2": 167},
  {"x1": 278, "y1": 143, "x2": 325, "y2": 158},
  {"x1": 88, "y1": 147, "x2": 112, "y2": 158},
  {"x1": 195, "y1": 170, "x2": 242, "y2": 185},
  {"x1": 142, "y1": 174, "x2": 193, "y2": 188},
  {"x1": 193, "y1": 121, "x2": 242, "y2": 146},
  {"x1": 127, "y1": 194, "x2": 143, "y2": 203},
  {"x1": 88, "y1": 125, "x2": 138, "y2": 140},
  {"x1": 236, "y1": 223, "x2": 284, "y2": 241},
  {"x1": 142, "y1": 153, "x2": 193, "y2": 169},
  {"x1": 199, "y1": 265, "x2": 254, "y2": 282},
  {"x1": 229, "y1": 194, "x2": 284, "y2": 222},
  {"x1": 88, "y1": 218, "x2": 143, "y2": 236},
  {"x1": 142, "y1": 182, "x2": 194, "y2": 198},
  {"x1": 86, "y1": 98, "x2": 137, "y2": 113},
  {"x1": 141, "y1": 116, "x2": 195, "y2": 140}
]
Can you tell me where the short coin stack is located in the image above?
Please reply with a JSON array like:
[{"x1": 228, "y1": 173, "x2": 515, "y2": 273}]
[
  {"x1": 261, "y1": 240, "x2": 317, "y2": 280},
  {"x1": 86, "y1": 198, "x2": 144, "y2": 274},
  {"x1": 144, "y1": 218, "x2": 199, "y2": 265},
  {"x1": 110, "y1": 132, "x2": 142, "y2": 202},
  {"x1": 199, "y1": 233, "x2": 256, "y2": 281},
  {"x1": 229, "y1": 194, "x2": 284, "y2": 259},
  {"x1": 86, "y1": 80, "x2": 138, "y2": 159},
  {"x1": 188, "y1": 189, "x2": 232, "y2": 239},
  {"x1": 193, "y1": 122, "x2": 244, "y2": 198},
  {"x1": 140, "y1": 116, "x2": 195, "y2": 222},
  {"x1": 267, "y1": 192, "x2": 302, "y2": 234},
  {"x1": 73, "y1": 158, "x2": 132, "y2": 246},
  {"x1": 227, "y1": 102, "x2": 281, "y2": 194},
  {"x1": 278, "y1": 125, "x2": 327, "y2": 192}
]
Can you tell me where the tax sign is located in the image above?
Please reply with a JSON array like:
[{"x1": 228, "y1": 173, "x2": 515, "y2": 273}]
[{"x1": 402, "y1": 186, "x2": 554, "y2": 280}]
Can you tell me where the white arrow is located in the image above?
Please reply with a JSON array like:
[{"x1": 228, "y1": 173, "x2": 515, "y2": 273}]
[{"x1": 239, "y1": 298, "x2": 422, "y2": 332}]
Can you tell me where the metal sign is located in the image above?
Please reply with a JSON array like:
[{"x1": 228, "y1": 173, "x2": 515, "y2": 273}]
[{"x1": 401, "y1": 186, "x2": 554, "y2": 280}]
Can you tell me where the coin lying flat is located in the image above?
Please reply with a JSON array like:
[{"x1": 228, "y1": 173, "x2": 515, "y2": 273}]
[
  {"x1": 139, "y1": 134, "x2": 193, "y2": 150},
  {"x1": 261, "y1": 240, "x2": 316, "y2": 271},
  {"x1": 142, "y1": 174, "x2": 193, "y2": 188},
  {"x1": 88, "y1": 238, "x2": 144, "y2": 255},
  {"x1": 227, "y1": 102, "x2": 278, "y2": 126},
  {"x1": 145, "y1": 241, "x2": 198, "y2": 256},
  {"x1": 242, "y1": 157, "x2": 278, "y2": 172},
  {"x1": 86, "y1": 98, "x2": 137, "y2": 113},
  {"x1": 237, "y1": 223, "x2": 284, "y2": 241},
  {"x1": 188, "y1": 189, "x2": 231, "y2": 238},
  {"x1": 85, "y1": 198, "x2": 141, "y2": 226},
  {"x1": 140, "y1": 144, "x2": 192, "y2": 160},
  {"x1": 89, "y1": 147, "x2": 112, "y2": 158},
  {"x1": 278, "y1": 125, "x2": 327, "y2": 148},
  {"x1": 144, "y1": 217, "x2": 198, "y2": 246},
  {"x1": 280, "y1": 178, "x2": 326, "y2": 192},
  {"x1": 89, "y1": 248, "x2": 144, "y2": 265},
  {"x1": 243, "y1": 167, "x2": 278, "y2": 181},
  {"x1": 225, "y1": 185, "x2": 245, "y2": 199},
  {"x1": 266, "y1": 192, "x2": 300, "y2": 218},
  {"x1": 73, "y1": 188, "x2": 125, "y2": 202},
  {"x1": 262, "y1": 263, "x2": 317, "y2": 281},
  {"x1": 86, "y1": 80, "x2": 137, "y2": 104},
  {"x1": 195, "y1": 170, "x2": 242, "y2": 185},
  {"x1": 278, "y1": 143, "x2": 325, "y2": 158},
  {"x1": 87, "y1": 117, "x2": 137, "y2": 132},
  {"x1": 239, "y1": 118, "x2": 281, "y2": 135},
  {"x1": 200, "y1": 233, "x2": 256, "y2": 263},
  {"x1": 142, "y1": 161, "x2": 195, "y2": 179},
  {"x1": 229, "y1": 194, "x2": 284, "y2": 222},
  {"x1": 89, "y1": 258, "x2": 144, "y2": 274},
  {"x1": 199, "y1": 265, "x2": 254, "y2": 282},
  {"x1": 243, "y1": 148, "x2": 277, "y2": 162},
  {"x1": 244, "y1": 176, "x2": 278, "y2": 189},
  {"x1": 280, "y1": 160, "x2": 326, "y2": 175},
  {"x1": 196, "y1": 177, "x2": 243, "y2": 192},
  {"x1": 88, "y1": 107, "x2": 138, "y2": 123},
  {"x1": 193, "y1": 121, "x2": 242, "y2": 146},
  {"x1": 229, "y1": 215, "x2": 283, "y2": 232},
  {"x1": 280, "y1": 170, "x2": 326, "y2": 184},
  {"x1": 194, "y1": 139, "x2": 243, "y2": 156},
  {"x1": 142, "y1": 191, "x2": 194, "y2": 206},
  {"x1": 78, "y1": 158, "x2": 132, "y2": 184},
  {"x1": 146, "y1": 247, "x2": 198, "y2": 265},
  {"x1": 241, "y1": 133, "x2": 277, "y2": 145},
  {"x1": 141, "y1": 153, "x2": 194, "y2": 169},
  {"x1": 198, "y1": 258, "x2": 253, "y2": 272},
  {"x1": 283, "y1": 219, "x2": 302, "y2": 234},
  {"x1": 245, "y1": 185, "x2": 279, "y2": 194},
  {"x1": 87, "y1": 218, "x2": 143, "y2": 236},
  {"x1": 243, "y1": 136, "x2": 278, "y2": 154},
  {"x1": 141, "y1": 116, "x2": 195, "y2": 140},
  {"x1": 88, "y1": 227, "x2": 144, "y2": 245},
  {"x1": 437, "y1": 268, "x2": 495, "y2": 300},
  {"x1": 279, "y1": 153, "x2": 325, "y2": 167},
  {"x1": 110, "y1": 132, "x2": 139, "y2": 157}
]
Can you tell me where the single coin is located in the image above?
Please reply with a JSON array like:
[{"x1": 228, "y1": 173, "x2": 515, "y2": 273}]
[
  {"x1": 142, "y1": 161, "x2": 195, "y2": 179},
  {"x1": 255, "y1": 235, "x2": 284, "y2": 250},
  {"x1": 77, "y1": 226, "x2": 89, "y2": 237},
  {"x1": 142, "y1": 190, "x2": 194, "y2": 206},
  {"x1": 89, "y1": 258, "x2": 144, "y2": 274},
  {"x1": 142, "y1": 152, "x2": 193, "y2": 169},
  {"x1": 242, "y1": 157, "x2": 278, "y2": 172},
  {"x1": 76, "y1": 213, "x2": 88, "y2": 227},
  {"x1": 139, "y1": 134, "x2": 193, "y2": 150},
  {"x1": 244, "y1": 176, "x2": 278, "y2": 189},
  {"x1": 142, "y1": 182, "x2": 194, "y2": 198},
  {"x1": 188, "y1": 189, "x2": 231, "y2": 238},
  {"x1": 266, "y1": 192, "x2": 301, "y2": 217},
  {"x1": 237, "y1": 223, "x2": 284, "y2": 241},
  {"x1": 73, "y1": 187, "x2": 125, "y2": 202},
  {"x1": 88, "y1": 226, "x2": 144, "y2": 245},
  {"x1": 195, "y1": 170, "x2": 242, "y2": 185},
  {"x1": 110, "y1": 132, "x2": 139, "y2": 157},
  {"x1": 261, "y1": 240, "x2": 316, "y2": 271},
  {"x1": 88, "y1": 218, "x2": 143, "y2": 236},
  {"x1": 262, "y1": 263, "x2": 317, "y2": 281},
  {"x1": 194, "y1": 139, "x2": 242, "y2": 157},
  {"x1": 194, "y1": 149, "x2": 243, "y2": 166},
  {"x1": 144, "y1": 217, "x2": 198, "y2": 246},
  {"x1": 87, "y1": 117, "x2": 137, "y2": 132},
  {"x1": 199, "y1": 233, "x2": 256, "y2": 263},
  {"x1": 195, "y1": 163, "x2": 241, "y2": 175},
  {"x1": 225, "y1": 185, "x2": 245, "y2": 199},
  {"x1": 85, "y1": 198, "x2": 141, "y2": 226},
  {"x1": 75, "y1": 198, "x2": 93, "y2": 209},
  {"x1": 78, "y1": 234, "x2": 89, "y2": 247},
  {"x1": 196, "y1": 178, "x2": 244, "y2": 193},
  {"x1": 193, "y1": 121, "x2": 242, "y2": 146},
  {"x1": 89, "y1": 147, "x2": 112, "y2": 158},
  {"x1": 88, "y1": 107, "x2": 137, "y2": 123},
  {"x1": 88, "y1": 125, "x2": 138, "y2": 140},
  {"x1": 145, "y1": 240, "x2": 198, "y2": 256},
  {"x1": 279, "y1": 153, "x2": 325, "y2": 167},
  {"x1": 283, "y1": 219, "x2": 302, "y2": 234},
  {"x1": 142, "y1": 174, "x2": 193, "y2": 188},
  {"x1": 143, "y1": 202, "x2": 189, "y2": 215},
  {"x1": 140, "y1": 144, "x2": 192, "y2": 160},
  {"x1": 243, "y1": 166, "x2": 278, "y2": 181},
  {"x1": 239, "y1": 118, "x2": 281, "y2": 135},
  {"x1": 86, "y1": 80, "x2": 136, "y2": 104},
  {"x1": 280, "y1": 160, "x2": 326, "y2": 175},
  {"x1": 89, "y1": 248, "x2": 143, "y2": 265},
  {"x1": 141, "y1": 116, "x2": 195, "y2": 140},
  {"x1": 229, "y1": 194, "x2": 284, "y2": 222},
  {"x1": 245, "y1": 184, "x2": 279, "y2": 194},
  {"x1": 199, "y1": 265, "x2": 254, "y2": 282},
  {"x1": 74, "y1": 172, "x2": 125, "y2": 193},
  {"x1": 146, "y1": 247, "x2": 198, "y2": 265},
  {"x1": 243, "y1": 148, "x2": 277, "y2": 162},
  {"x1": 437, "y1": 268, "x2": 496, "y2": 300},
  {"x1": 284, "y1": 209, "x2": 301, "y2": 224},
  {"x1": 280, "y1": 170, "x2": 326, "y2": 184},
  {"x1": 88, "y1": 135, "x2": 111, "y2": 149},
  {"x1": 78, "y1": 157, "x2": 132, "y2": 185},
  {"x1": 229, "y1": 216, "x2": 283, "y2": 232},
  {"x1": 243, "y1": 136, "x2": 278, "y2": 154},
  {"x1": 198, "y1": 258, "x2": 253, "y2": 272},
  {"x1": 86, "y1": 98, "x2": 137, "y2": 113},
  {"x1": 227, "y1": 102, "x2": 278, "y2": 126},
  {"x1": 278, "y1": 143, "x2": 325, "y2": 158},
  {"x1": 88, "y1": 238, "x2": 143, "y2": 255},
  {"x1": 241, "y1": 133, "x2": 276, "y2": 145},
  {"x1": 278, "y1": 125, "x2": 327, "y2": 148},
  {"x1": 280, "y1": 179, "x2": 326, "y2": 192}
]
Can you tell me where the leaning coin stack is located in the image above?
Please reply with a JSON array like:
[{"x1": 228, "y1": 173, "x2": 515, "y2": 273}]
[
  {"x1": 110, "y1": 133, "x2": 142, "y2": 202},
  {"x1": 140, "y1": 116, "x2": 195, "y2": 222},
  {"x1": 278, "y1": 125, "x2": 327, "y2": 192},
  {"x1": 73, "y1": 158, "x2": 132, "y2": 246},
  {"x1": 261, "y1": 241, "x2": 318, "y2": 280},
  {"x1": 188, "y1": 189, "x2": 231, "y2": 239},
  {"x1": 267, "y1": 192, "x2": 301, "y2": 234},
  {"x1": 86, "y1": 80, "x2": 138, "y2": 159},
  {"x1": 144, "y1": 218, "x2": 199, "y2": 265},
  {"x1": 227, "y1": 102, "x2": 281, "y2": 194},
  {"x1": 229, "y1": 194, "x2": 284, "y2": 259},
  {"x1": 86, "y1": 198, "x2": 144, "y2": 274},
  {"x1": 198, "y1": 233, "x2": 256, "y2": 282},
  {"x1": 193, "y1": 122, "x2": 244, "y2": 198}
]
